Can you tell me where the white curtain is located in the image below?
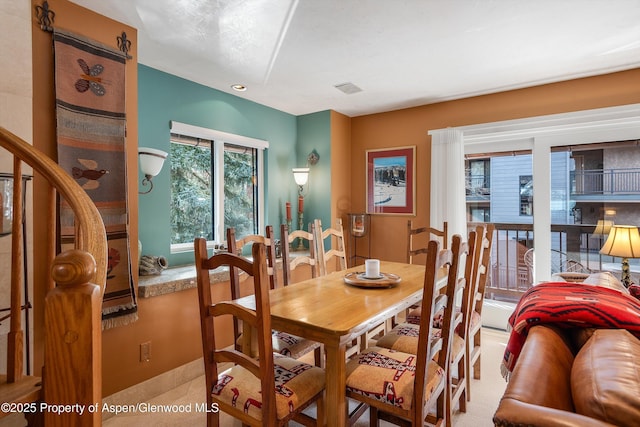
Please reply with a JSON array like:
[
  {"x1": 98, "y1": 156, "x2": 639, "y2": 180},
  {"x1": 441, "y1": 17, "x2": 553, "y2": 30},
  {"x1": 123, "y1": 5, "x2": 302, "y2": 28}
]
[{"x1": 429, "y1": 128, "x2": 467, "y2": 240}]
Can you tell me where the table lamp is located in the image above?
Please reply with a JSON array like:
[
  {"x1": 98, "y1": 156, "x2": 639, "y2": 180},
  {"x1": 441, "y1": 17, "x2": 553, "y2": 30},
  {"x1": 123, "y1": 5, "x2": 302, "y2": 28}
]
[
  {"x1": 599, "y1": 225, "x2": 640, "y2": 288},
  {"x1": 592, "y1": 219, "x2": 613, "y2": 236}
]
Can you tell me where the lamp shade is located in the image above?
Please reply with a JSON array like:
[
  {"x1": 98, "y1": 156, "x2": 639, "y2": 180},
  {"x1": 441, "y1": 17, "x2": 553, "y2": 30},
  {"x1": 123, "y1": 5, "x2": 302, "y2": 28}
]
[
  {"x1": 139, "y1": 147, "x2": 168, "y2": 177},
  {"x1": 600, "y1": 225, "x2": 640, "y2": 258},
  {"x1": 292, "y1": 167, "x2": 310, "y2": 186},
  {"x1": 592, "y1": 219, "x2": 613, "y2": 236}
]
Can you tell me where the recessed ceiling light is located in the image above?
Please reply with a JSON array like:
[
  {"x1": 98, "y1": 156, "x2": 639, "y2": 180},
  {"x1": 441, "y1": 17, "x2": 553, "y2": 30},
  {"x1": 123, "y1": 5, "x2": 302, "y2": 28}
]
[{"x1": 231, "y1": 84, "x2": 247, "y2": 92}]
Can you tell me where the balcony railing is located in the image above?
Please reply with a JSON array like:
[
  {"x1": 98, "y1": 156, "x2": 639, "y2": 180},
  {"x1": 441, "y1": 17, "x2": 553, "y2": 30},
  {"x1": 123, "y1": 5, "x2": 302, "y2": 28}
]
[
  {"x1": 571, "y1": 168, "x2": 640, "y2": 195},
  {"x1": 471, "y1": 222, "x2": 618, "y2": 303}
]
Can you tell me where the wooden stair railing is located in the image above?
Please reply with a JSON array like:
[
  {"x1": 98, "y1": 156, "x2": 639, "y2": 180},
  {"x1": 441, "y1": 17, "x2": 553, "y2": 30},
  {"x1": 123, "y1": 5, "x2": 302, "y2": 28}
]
[{"x1": 0, "y1": 127, "x2": 107, "y2": 426}]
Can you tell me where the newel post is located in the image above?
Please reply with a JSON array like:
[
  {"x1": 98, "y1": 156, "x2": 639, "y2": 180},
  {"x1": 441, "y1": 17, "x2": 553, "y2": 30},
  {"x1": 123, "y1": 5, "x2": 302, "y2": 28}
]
[{"x1": 45, "y1": 249, "x2": 102, "y2": 426}]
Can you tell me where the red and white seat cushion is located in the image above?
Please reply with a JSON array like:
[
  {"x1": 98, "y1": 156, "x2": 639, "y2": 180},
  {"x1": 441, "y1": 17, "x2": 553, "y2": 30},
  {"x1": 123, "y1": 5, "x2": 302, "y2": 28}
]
[
  {"x1": 376, "y1": 323, "x2": 465, "y2": 358},
  {"x1": 211, "y1": 354, "x2": 324, "y2": 421},
  {"x1": 345, "y1": 346, "x2": 444, "y2": 410},
  {"x1": 272, "y1": 331, "x2": 320, "y2": 359}
]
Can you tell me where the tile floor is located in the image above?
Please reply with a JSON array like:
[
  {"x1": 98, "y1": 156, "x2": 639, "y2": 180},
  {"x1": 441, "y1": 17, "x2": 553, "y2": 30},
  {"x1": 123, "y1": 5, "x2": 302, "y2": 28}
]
[{"x1": 101, "y1": 328, "x2": 509, "y2": 427}]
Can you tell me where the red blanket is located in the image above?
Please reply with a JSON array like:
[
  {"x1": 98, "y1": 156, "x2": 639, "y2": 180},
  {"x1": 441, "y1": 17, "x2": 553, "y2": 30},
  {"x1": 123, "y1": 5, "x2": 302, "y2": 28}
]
[{"x1": 501, "y1": 282, "x2": 640, "y2": 379}]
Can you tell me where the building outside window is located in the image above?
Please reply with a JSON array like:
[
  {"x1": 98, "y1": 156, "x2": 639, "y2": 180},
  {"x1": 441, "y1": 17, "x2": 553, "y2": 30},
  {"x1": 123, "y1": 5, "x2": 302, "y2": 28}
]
[{"x1": 519, "y1": 175, "x2": 533, "y2": 216}]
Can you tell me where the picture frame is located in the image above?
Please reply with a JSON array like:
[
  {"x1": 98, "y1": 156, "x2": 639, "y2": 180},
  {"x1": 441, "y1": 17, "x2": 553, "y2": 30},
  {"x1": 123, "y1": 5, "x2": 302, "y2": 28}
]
[{"x1": 366, "y1": 146, "x2": 415, "y2": 215}]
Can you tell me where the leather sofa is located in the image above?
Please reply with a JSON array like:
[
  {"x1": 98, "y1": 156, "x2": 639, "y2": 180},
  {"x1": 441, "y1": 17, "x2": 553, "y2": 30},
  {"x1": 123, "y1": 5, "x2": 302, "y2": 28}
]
[{"x1": 493, "y1": 324, "x2": 640, "y2": 426}]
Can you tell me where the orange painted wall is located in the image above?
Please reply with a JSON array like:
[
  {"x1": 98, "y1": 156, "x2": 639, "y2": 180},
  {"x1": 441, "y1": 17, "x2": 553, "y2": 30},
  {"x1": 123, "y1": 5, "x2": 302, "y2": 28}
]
[
  {"x1": 350, "y1": 69, "x2": 640, "y2": 262},
  {"x1": 331, "y1": 111, "x2": 352, "y2": 232}
]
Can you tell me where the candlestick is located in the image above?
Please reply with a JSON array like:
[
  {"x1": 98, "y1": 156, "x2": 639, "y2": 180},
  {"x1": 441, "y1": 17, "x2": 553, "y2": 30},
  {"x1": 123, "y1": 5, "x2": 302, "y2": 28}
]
[
  {"x1": 285, "y1": 202, "x2": 292, "y2": 221},
  {"x1": 297, "y1": 211, "x2": 305, "y2": 250}
]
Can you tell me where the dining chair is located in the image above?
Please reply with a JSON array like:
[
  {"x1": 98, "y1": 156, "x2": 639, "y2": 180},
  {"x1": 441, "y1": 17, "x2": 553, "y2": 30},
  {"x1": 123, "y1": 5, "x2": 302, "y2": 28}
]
[
  {"x1": 277, "y1": 223, "x2": 324, "y2": 366},
  {"x1": 194, "y1": 239, "x2": 325, "y2": 427},
  {"x1": 407, "y1": 220, "x2": 448, "y2": 263},
  {"x1": 466, "y1": 223, "x2": 495, "y2": 400},
  {"x1": 313, "y1": 218, "x2": 384, "y2": 356},
  {"x1": 372, "y1": 235, "x2": 468, "y2": 426},
  {"x1": 345, "y1": 237, "x2": 463, "y2": 427},
  {"x1": 227, "y1": 226, "x2": 278, "y2": 353},
  {"x1": 280, "y1": 222, "x2": 318, "y2": 285},
  {"x1": 313, "y1": 218, "x2": 348, "y2": 276}
]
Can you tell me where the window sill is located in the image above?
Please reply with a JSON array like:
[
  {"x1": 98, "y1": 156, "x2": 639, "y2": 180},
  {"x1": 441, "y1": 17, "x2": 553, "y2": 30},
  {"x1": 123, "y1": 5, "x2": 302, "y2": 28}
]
[
  {"x1": 138, "y1": 265, "x2": 229, "y2": 298},
  {"x1": 137, "y1": 250, "x2": 310, "y2": 298}
]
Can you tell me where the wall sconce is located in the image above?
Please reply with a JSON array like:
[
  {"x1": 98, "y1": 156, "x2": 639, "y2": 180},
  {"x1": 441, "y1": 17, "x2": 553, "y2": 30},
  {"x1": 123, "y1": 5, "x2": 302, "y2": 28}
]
[
  {"x1": 138, "y1": 147, "x2": 168, "y2": 194},
  {"x1": 292, "y1": 167, "x2": 310, "y2": 194},
  {"x1": 291, "y1": 150, "x2": 319, "y2": 195},
  {"x1": 600, "y1": 225, "x2": 640, "y2": 288}
]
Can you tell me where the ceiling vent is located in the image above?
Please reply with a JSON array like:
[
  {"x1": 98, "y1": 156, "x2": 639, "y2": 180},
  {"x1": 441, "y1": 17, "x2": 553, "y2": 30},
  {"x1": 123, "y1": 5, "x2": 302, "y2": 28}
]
[{"x1": 334, "y1": 82, "x2": 362, "y2": 95}]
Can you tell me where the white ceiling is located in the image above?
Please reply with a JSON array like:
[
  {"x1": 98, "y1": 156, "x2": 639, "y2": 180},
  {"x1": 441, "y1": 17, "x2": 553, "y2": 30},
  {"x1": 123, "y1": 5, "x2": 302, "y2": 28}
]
[{"x1": 70, "y1": 0, "x2": 640, "y2": 117}]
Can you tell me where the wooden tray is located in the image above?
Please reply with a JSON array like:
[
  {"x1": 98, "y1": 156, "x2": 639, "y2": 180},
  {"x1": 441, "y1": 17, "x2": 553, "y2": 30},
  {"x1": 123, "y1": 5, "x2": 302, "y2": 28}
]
[{"x1": 343, "y1": 272, "x2": 401, "y2": 288}]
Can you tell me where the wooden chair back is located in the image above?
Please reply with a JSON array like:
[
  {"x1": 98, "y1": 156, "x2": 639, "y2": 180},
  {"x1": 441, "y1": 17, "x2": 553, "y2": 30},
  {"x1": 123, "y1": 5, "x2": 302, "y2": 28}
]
[
  {"x1": 313, "y1": 218, "x2": 347, "y2": 276},
  {"x1": 422, "y1": 236, "x2": 465, "y2": 425},
  {"x1": 227, "y1": 226, "x2": 278, "y2": 290},
  {"x1": 280, "y1": 223, "x2": 318, "y2": 286},
  {"x1": 226, "y1": 226, "x2": 277, "y2": 352},
  {"x1": 446, "y1": 228, "x2": 480, "y2": 421},
  {"x1": 371, "y1": 236, "x2": 464, "y2": 426},
  {"x1": 467, "y1": 223, "x2": 495, "y2": 397},
  {"x1": 194, "y1": 239, "x2": 277, "y2": 425},
  {"x1": 407, "y1": 220, "x2": 448, "y2": 263}
]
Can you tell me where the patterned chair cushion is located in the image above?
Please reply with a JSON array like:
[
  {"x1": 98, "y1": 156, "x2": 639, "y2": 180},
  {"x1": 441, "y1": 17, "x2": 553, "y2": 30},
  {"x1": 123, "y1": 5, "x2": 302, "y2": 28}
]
[
  {"x1": 407, "y1": 307, "x2": 480, "y2": 331},
  {"x1": 345, "y1": 346, "x2": 445, "y2": 411},
  {"x1": 212, "y1": 354, "x2": 325, "y2": 421},
  {"x1": 376, "y1": 323, "x2": 465, "y2": 358},
  {"x1": 272, "y1": 331, "x2": 320, "y2": 359},
  {"x1": 236, "y1": 331, "x2": 320, "y2": 359}
]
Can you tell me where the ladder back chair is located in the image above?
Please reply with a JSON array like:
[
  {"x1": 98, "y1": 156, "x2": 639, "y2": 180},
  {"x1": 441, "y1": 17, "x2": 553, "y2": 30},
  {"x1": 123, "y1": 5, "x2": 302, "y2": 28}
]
[
  {"x1": 226, "y1": 226, "x2": 277, "y2": 354},
  {"x1": 314, "y1": 218, "x2": 382, "y2": 357},
  {"x1": 280, "y1": 222, "x2": 318, "y2": 286},
  {"x1": 313, "y1": 218, "x2": 347, "y2": 276},
  {"x1": 345, "y1": 238, "x2": 463, "y2": 427},
  {"x1": 276, "y1": 223, "x2": 323, "y2": 366},
  {"x1": 407, "y1": 220, "x2": 448, "y2": 264},
  {"x1": 194, "y1": 239, "x2": 325, "y2": 426},
  {"x1": 373, "y1": 235, "x2": 468, "y2": 426},
  {"x1": 403, "y1": 227, "x2": 483, "y2": 420},
  {"x1": 466, "y1": 223, "x2": 494, "y2": 399}
]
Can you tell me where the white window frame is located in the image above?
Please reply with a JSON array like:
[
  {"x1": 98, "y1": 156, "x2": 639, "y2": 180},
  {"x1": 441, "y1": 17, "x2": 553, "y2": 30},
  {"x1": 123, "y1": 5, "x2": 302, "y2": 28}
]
[
  {"x1": 169, "y1": 121, "x2": 269, "y2": 253},
  {"x1": 459, "y1": 103, "x2": 640, "y2": 284}
]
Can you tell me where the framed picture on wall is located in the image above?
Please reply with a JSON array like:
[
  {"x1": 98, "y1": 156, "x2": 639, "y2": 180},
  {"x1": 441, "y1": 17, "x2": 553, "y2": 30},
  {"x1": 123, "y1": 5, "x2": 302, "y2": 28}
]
[{"x1": 366, "y1": 146, "x2": 415, "y2": 215}]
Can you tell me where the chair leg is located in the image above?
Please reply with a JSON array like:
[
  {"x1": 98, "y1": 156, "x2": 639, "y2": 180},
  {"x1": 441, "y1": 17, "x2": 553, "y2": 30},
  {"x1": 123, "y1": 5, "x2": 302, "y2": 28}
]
[
  {"x1": 458, "y1": 357, "x2": 467, "y2": 413},
  {"x1": 314, "y1": 345, "x2": 325, "y2": 368},
  {"x1": 473, "y1": 332, "x2": 481, "y2": 380},
  {"x1": 316, "y1": 395, "x2": 324, "y2": 427},
  {"x1": 369, "y1": 406, "x2": 379, "y2": 427}
]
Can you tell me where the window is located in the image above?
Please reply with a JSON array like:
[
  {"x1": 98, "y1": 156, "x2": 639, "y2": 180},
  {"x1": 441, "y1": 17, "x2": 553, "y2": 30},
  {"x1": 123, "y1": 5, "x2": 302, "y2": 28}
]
[
  {"x1": 519, "y1": 175, "x2": 533, "y2": 216},
  {"x1": 466, "y1": 158, "x2": 490, "y2": 196},
  {"x1": 168, "y1": 121, "x2": 267, "y2": 253}
]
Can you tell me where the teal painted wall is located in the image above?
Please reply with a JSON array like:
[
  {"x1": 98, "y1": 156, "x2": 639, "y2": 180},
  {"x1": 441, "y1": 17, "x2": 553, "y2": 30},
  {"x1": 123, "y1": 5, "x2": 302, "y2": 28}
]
[
  {"x1": 296, "y1": 112, "x2": 332, "y2": 232},
  {"x1": 138, "y1": 64, "x2": 311, "y2": 266}
]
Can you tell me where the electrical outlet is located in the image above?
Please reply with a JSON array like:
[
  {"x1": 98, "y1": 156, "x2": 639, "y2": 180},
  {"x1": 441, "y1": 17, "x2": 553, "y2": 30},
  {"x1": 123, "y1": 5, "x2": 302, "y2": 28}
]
[{"x1": 140, "y1": 341, "x2": 151, "y2": 362}]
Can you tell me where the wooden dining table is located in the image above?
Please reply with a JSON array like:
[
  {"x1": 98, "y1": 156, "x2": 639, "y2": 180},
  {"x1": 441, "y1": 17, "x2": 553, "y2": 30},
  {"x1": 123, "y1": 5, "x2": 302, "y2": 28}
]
[{"x1": 235, "y1": 260, "x2": 435, "y2": 427}]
